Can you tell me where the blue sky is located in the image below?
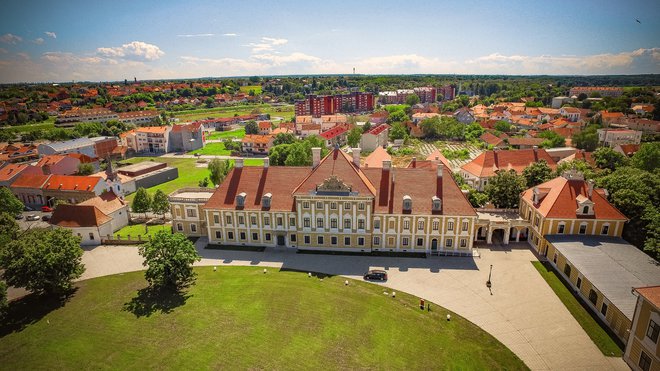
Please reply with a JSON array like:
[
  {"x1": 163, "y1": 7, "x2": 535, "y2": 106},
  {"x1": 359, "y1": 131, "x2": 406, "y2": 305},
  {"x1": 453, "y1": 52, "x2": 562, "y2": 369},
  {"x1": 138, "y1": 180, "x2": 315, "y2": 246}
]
[{"x1": 0, "y1": 0, "x2": 659, "y2": 82}]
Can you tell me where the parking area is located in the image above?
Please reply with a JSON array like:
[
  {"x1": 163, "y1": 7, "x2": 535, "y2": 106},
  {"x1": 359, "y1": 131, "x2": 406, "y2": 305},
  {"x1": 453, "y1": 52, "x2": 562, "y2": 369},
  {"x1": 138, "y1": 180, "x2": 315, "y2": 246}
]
[{"x1": 15, "y1": 210, "x2": 52, "y2": 229}]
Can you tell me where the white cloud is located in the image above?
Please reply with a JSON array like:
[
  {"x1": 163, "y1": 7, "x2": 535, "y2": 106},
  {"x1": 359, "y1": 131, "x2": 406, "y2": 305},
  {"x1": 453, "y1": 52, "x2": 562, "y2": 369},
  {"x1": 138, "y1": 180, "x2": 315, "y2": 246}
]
[
  {"x1": 33, "y1": 38, "x2": 44, "y2": 45},
  {"x1": 353, "y1": 54, "x2": 461, "y2": 74},
  {"x1": 222, "y1": 33, "x2": 238, "y2": 37},
  {"x1": 45, "y1": 31, "x2": 57, "y2": 39},
  {"x1": 97, "y1": 41, "x2": 164, "y2": 61},
  {"x1": 176, "y1": 33, "x2": 215, "y2": 37},
  {"x1": 0, "y1": 33, "x2": 23, "y2": 45},
  {"x1": 244, "y1": 37, "x2": 288, "y2": 52}
]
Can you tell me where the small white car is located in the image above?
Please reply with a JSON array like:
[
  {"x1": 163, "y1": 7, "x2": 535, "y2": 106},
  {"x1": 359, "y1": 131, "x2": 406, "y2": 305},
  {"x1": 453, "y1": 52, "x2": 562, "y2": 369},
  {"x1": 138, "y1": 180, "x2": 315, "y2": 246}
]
[{"x1": 26, "y1": 214, "x2": 41, "y2": 221}]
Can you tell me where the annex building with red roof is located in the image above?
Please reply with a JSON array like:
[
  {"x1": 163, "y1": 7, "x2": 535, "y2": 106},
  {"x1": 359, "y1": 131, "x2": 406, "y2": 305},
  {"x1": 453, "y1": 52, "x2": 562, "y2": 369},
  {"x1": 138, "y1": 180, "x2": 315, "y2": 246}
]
[{"x1": 186, "y1": 147, "x2": 477, "y2": 255}]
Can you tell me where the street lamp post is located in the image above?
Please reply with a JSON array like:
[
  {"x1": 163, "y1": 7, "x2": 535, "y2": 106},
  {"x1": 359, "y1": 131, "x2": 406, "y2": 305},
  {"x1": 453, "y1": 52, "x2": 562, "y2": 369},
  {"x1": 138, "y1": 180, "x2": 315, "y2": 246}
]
[{"x1": 486, "y1": 264, "x2": 493, "y2": 288}]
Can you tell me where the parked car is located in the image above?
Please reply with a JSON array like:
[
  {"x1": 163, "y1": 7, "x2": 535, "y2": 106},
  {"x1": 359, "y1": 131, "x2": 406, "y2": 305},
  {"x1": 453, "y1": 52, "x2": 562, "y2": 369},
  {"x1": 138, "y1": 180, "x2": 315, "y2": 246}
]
[
  {"x1": 363, "y1": 269, "x2": 388, "y2": 281},
  {"x1": 41, "y1": 206, "x2": 53, "y2": 212},
  {"x1": 23, "y1": 206, "x2": 34, "y2": 211},
  {"x1": 194, "y1": 152, "x2": 201, "y2": 157},
  {"x1": 26, "y1": 214, "x2": 40, "y2": 221},
  {"x1": 42, "y1": 215, "x2": 51, "y2": 221},
  {"x1": 14, "y1": 214, "x2": 24, "y2": 220}
]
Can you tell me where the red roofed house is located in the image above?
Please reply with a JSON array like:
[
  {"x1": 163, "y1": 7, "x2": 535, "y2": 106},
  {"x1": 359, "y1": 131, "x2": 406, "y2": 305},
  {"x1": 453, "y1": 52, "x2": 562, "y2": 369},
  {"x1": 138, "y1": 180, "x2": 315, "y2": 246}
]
[
  {"x1": 614, "y1": 144, "x2": 641, "y2": 157},
  {"x1": 169, "y1": 122, "x2": 205, "y2": 152},
  {"x1": 460, "y1": 148, "x2": 557, "y2": 191},
  {"x1": 41, "y1": 175, "x2": 107, "y2": 206},
  {"x1": 362, "y1": 146, "x2": 391, "y2": 169},
  {"x1": 241, "y1": 135, "x2": 274, "y2": 155},
  {"x1": 258, "y1": 121, "x2": 273, "y2": 135},
  {"x1": 598, "y1": 128, "x2": 642, "y2": 148},
  {"x1": 520, "y1": 170, "x2": 627, "y2": 255},
  {"x1": 0, "y1": 163, "x2": 42, "y2": 188},
  {"x1": 36, "y1": 154, "x2": 81, "y2": 175},
  {"x1": 49, "y1": 192, "x2": 129, "y2": 245},
  {"x1": 359, "y1": 123, "x2": 389, "y2": 152},
  {"x1": 9, "y1": 174, "x2": 51, "y2": 208},
  {"x1": 479, "y1": 132, "x2": 508, "y2": 149},
  {"x1": 176, "y1": 147, "x2": 477, "y2": 254},
  {"x1": 319, "y1": 125, "x2": 349, "y2": 148}
]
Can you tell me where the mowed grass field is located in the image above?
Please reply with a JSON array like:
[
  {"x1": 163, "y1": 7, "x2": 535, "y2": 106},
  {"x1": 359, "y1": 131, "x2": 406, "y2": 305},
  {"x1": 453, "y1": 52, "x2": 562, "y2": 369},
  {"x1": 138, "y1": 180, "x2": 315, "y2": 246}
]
[
  {"x1": 121, "y1": 156, "x2": 263, "y2": 203},
  {"x1": 239, "y1": 85, "x2": 262, "y2": 94},
  {"x1": 206, "y1": 127, "x2": 245, "y2": 140},
  {"x1": 171, "y1": 103, "x2": 294, "y2": 122},
  {"x1": 187, "y1": 142, "x2": 231, "y2": 156},
  {"x1": 0, "y1": 267, "x2": 527, "y2": 370},
  {"x1": 115, "y1": 223, "x2": 171, "y2": 238}
]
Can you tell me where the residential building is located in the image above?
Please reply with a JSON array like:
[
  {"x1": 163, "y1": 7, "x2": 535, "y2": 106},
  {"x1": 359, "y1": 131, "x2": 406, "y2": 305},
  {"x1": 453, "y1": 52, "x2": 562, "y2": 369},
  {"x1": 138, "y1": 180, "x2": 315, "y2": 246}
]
[
  {"x1": 37, "y1": 136, "x2": 119, "y2": 158},
  {"x1": 116, "y1": 161, "x2": 178, "y2": 189},
  {"x1": 0, "y1": 144, "x2": 39, "y2": 163},
  {"x1": 552, "y1": 96, "x2": 573, "y2": 109},
  {"x1": 560, "y1": 106, "x2": 581, "y2": 122},
  {"x1": 631, "y1": 104, "x2": 655, "y2": 116},
  {"x1": 479, "y1": 132, "x2": 508, "y2": 149},
  {"x1": 413, "y1": 87, "x2": 437, "y2": 103},
  {"x1": 437, "y1": 85, "x2": 455, "y2": 101},
  {"x1": 600, "y1": 111, "x2": 627, "y2": 127},
  {"x1": 597, "y1": 128, "x2": 642, "y2": 148},
  {"x1": 36, "y1": 154, "x2": 81, "y2": 175},
  {"x1": 133, "y1": 126, "x2": 172, "y2": 153},
  {"x1": 241, "y1": 135, "x2": 274, "y2": 155},
  {"x1": 295, "y1": 92, "x2": 374, "y2": 116},
  {"x1": 56, "y1": 108, "x2": 118, "y2": 127},
  {"x1": 49, "y1": 192, "x2": 129, "y2": 245},
  {"x1": 319, "y1": 125, "x2": 349, "y2": 148},
  {"x1": 454, "y1": 108, "x2": 475, "y2": 124},
  {"x1": 412, "y1": 112, "x2": 440, "y2": 123},
  {"x1": 519, "y1": 171, "x2": 628, "y2": 255},
  {"x1": 169, "y1": 122, "x2": 205, "y2": 152},
  {"x1": 618, "y1": 118, "x2": 660, "y2": 134},
  {"x1": 116, "y1": 110, "x2": 160, "y2": 125},
  {"x1": 614, "y1": 144, "x2": 641, "y2": 157},
  {"x1": 41, "y1": 175, "x2": 106, "y2": 206},
  {"x1": 569, "y1": 87, "x2": 624, "y2": 98},
  {"x1": 181, "y1": 148, "x2": 477, "y2": 254},
  {"x1": 625, "y1": 286, "x2": 660, "y2": 371},
  {"x1": 360, "y1": 124, "x2": 390, "y2": 152},
  {"x1": 9, "y1": 174, "x2": 51, "y2": 208},
  {"x1": 169, "y1": 188, "x2": 215, "y2": 237},
  {"x1": 0, "y1": 163, "x2": 41, "y2": 188},
  {"x1": 460, "y1": 148, "x2": 557, "y2": 191},
  {"x1": 258, "y1": 121, "x2": 273, "y2": 135}
]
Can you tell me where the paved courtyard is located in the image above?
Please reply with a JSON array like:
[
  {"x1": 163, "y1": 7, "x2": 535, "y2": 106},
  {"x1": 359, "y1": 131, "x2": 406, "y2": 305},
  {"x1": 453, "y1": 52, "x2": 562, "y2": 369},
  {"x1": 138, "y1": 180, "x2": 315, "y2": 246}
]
[{"x1": 68, "y1": 241, "x2": 627, "y2": 370}]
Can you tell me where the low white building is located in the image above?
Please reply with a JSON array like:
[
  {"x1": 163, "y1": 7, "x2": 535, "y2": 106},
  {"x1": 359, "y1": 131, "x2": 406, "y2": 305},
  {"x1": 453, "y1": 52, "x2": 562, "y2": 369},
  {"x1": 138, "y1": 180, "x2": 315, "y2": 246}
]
[
  {"x1": 360, "y1": 124, "x2": 390, "y2": 152},
  {"x1": 597, "y1": 128, "x2": 642, "y2": 148}
]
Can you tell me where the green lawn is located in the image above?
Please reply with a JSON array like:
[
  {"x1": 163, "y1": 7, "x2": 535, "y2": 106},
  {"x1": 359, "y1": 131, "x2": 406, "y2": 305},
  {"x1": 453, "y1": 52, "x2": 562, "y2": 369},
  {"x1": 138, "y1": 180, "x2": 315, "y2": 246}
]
[
  {"x1": 0, "y1": 267, "x2": 527, "y2": 370},
  {"x1": 531, "y1": 261, "x2": 623, "y2": 357},
  {"x1": 239, "y1": 85, "x2": 263, "y2": 94},
  {"x1": 171, "y1": 104, "x2": 294, "y2": 122},
  {"x1": 206, "y1": 128, "x2": 245, "y2": 140},
  {"x1": 115, "y1": 223, "x2": 171, "y2": 238},
  {"x1": 187, "y1": 142, "x2": 232, "y2": 156}
]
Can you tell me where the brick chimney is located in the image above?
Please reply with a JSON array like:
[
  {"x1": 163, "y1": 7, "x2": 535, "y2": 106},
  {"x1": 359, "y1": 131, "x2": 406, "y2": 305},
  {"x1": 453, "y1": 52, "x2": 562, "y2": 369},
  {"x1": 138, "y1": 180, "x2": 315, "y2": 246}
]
[
  {"x1": 437, "y1": 163, "x2": 443, "y2": 178},
  {"x1": 382, "y1": 159, "x2": 391, "y2": 170},
  {"x1": 263, "y1": 157, "x2": 269, "y2": 168},
  {"x1": 235, "y1": 158, "x2": 244, "y2": 168},
  {"x1": 411, "y1": 157, "x2": 417, "y2": 168},
  {"x1": 312, "y1": 147, "x2": 321, "y2": 168}
]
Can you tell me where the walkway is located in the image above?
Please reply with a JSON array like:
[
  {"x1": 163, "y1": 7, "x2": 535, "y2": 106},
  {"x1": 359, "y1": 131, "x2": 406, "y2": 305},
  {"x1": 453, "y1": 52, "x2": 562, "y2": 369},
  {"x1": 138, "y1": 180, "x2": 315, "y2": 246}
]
[{"x1": 68, "y1": 241, "x2": 626, "y2": 370}]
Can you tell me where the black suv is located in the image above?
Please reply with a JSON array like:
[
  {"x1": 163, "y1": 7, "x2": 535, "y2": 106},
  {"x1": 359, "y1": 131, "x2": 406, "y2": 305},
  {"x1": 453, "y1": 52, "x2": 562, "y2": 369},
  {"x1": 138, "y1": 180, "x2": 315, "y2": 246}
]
[{"x1": 363, "y1": 270, "x2": 388, "y2": 281}]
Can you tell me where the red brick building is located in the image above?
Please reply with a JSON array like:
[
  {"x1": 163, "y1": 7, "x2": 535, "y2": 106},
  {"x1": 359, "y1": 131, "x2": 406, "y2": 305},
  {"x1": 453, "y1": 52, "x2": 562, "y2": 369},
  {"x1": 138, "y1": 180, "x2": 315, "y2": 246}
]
[{"x1": 295, "y1": 92, "x2": 374, "y2": 116}]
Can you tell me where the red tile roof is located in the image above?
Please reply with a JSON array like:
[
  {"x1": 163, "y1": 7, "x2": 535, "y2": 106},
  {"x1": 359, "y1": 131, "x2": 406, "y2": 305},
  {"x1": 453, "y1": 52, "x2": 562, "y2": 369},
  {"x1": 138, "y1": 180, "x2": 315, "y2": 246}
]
[
  {"x1": 50, "y1": 204, "x2": 111, "y2": 227},
  {"x1": 79, "y1": 192, "x2": 126, "y2": 215},
  {"x1": 363, "y1": 146, "x2": 391, "y2": 168},
  {"x1": 507, "y1": 137, "x2": 544, "y2": 146},
  {"x1": 635, "y1": 286, "x2": 660, "y2": 309},
  {"x1": 319, "y1": 125, "x2": 349, "y2": 140},
  {"x1": 36, "y1": 154, "x2": 69, "y2": 167},
  {"x1": 10, "y1": 174, "x2": 51, "y2": 188},
  {"x1": 616, "y1": 144, "x2": 640, "y2": 156},
  {"x1": 424, "y1": 149, "x2": 452, "y2": 168},
  {"x1": 365, "y1": 123, "x2": 390, "y2": 136},
  {"x1": 480, "y1": 132, "x2": 507, "y2": 147},
  {"x1": 66, "y1": 153, "x2": 98, "y2": 163},
  {"x1": 294, "y1": 149, "x2": 376, "y2": 196},
  {"x1": 521, "y1": 176, "x2": 627, "y2": 220},
  {"x1": 0, "y1": 164, "x2": 40, "y2": 182},
  {"x1": 461, "y1": 149, "x2": 557, "y2": 178},
  {"x1": 42, "y1": 175, "x2": 103, "y2": 192}
]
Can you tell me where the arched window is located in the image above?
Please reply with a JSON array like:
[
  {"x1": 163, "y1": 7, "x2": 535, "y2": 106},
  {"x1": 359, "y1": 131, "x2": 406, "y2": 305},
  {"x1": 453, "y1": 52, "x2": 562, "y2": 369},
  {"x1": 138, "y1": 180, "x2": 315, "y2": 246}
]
[
  {"x1": 403, "y1": 195, "x2": 412, "y2": 211},
  {"x1": 588, "y1": 289, "x2": 598, "y2": 306},
  {"x1": 582, "y1": 206, "x2": 589, "y2": 214}
]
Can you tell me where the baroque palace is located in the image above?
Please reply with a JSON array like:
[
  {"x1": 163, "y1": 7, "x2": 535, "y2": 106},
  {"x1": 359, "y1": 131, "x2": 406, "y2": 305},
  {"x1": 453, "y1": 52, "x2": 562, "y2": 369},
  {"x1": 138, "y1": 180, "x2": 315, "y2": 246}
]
[{"x1": 170, "y1": 147, "x2": 477, "y2": 255}]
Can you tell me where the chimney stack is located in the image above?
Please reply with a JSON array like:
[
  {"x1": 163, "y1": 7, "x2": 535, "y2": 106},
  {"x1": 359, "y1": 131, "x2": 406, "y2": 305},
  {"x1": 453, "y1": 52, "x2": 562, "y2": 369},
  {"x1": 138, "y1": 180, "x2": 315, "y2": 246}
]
[
  {"x1": 437, "y1": 163, "x2": 444, "y2": 178},
  {"x1": 382, "y1": 160, "x2": 392, "y2": 170},
  {"x1": 533, "y1": 145, "x2": 538, "y2": 151},
  {"x1": 352, "y1": 148, "x2": 361, "y2": 168},
  {"x1": 587, "y1": 180, "x2": 594, "y2": 197},
  {"x1": 263, "y1": 157, "x2": 269, "y2": 168},
  {"x1": 411, "y1": 157, "x2": 417, "y2": 168},
  {"x1": 312, "y1": 147, "x2": 321, "y2": 168},
  {"x1": 235, "y1": 158, "x2": 244, "y2": 168}
]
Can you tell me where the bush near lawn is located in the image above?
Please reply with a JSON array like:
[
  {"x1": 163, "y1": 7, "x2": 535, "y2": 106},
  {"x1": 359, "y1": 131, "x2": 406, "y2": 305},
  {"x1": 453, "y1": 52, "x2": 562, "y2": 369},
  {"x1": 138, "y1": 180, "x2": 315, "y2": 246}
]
[
  {"x1": 532, "y1": 261, "x2": 623, "y2": 357},
  {"x1": 0, "y1": 267, "x2": 527, "y2": 370}
]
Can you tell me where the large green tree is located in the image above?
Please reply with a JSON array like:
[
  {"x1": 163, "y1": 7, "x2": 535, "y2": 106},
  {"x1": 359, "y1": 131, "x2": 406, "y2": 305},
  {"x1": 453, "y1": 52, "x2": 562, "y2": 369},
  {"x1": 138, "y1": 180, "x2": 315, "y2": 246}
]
[
  {"x1": 405, "y1": 94, "x2": 420, "y2": 106},
  {"x1": 522, "y1": 160, "x2": 553, "y2": 188},
  {"x1": 131, "y1": 188, "x2": 152, "y2": 217},
  {"x1": 0, "y1": 212, "x2": 19, "y2": 247},
  {"x1": 208, "y1": 159, "x2": 233, "y2": 186},
  {"x1": 347, "y1": 127, "x2": 362, "y2": 148},
  {"x1": 244, "y1": 120, "x2": 259, "y2": 134},
  {"x1": 0, "y1": 187, "x2": 24, "y2": 216},
  {"x1": 572, "y1": 125, "x2": 599, "y2": 151},
  {"x1": 0, "y1": 279, "x2": 7, "y2": 311},
  {"x1": 138, "y1": 231, "x2": 201, "y2": 289},
  {"x1": 484, "y1": 170, "x2": 526, "y2": 209},
  {"x1": 0, "y1": 228, "x2": 85, "y2": 295},
  {"x1": 464, "y1": 123, "x2": 485, "y2": 141},
  {"x1": 538, "y1": 131, "x2": 566, "y2": 148},
  {"x1": 389, "y1": 122, "x2": 408, "y2": 141},
  {"x1": 272, "y1": 133, "x2": 296, "y2": 146},
  {"x1": 593, "y1": 147, "x2": 628, "y2": 170},
  {"x1": 151, "y1": 190, "x2": 170, "y2": 220},
  {"x1": 630, "y1": 142, "x2": 659, "y2": 172},
  {"x1": 77, "y1": 163, "x2": 94, "y2": 176}
]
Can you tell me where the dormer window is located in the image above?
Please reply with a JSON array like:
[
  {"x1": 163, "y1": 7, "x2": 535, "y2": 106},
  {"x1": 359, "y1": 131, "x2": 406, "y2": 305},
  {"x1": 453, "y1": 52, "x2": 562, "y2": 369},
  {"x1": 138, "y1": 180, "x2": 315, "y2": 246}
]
[
  {"x1": 403, "y1": 195, "x2": 412, "y2": 211},
  {"x1": 262, "y1": 193, "x2": 272, "y2": 208},
  {"x1": 575, "y1": 194, "x2": 595, "y2": 216},
  {"x1": 432, "y1": 196, "x2": 441, "y2": 211},
  {"x1": 236, "y1": 192, "x2": 246, "y2": 207}
]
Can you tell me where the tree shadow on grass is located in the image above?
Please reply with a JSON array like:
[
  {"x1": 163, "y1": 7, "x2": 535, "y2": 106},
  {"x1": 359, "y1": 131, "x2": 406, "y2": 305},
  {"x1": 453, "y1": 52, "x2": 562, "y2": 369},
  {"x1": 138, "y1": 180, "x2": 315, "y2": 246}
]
[
  {"x1": 122, "y1": 285, "x2": 191, "y2": 318},
  {"x1": 0, "y1": 288, "x2": 77, "y2": 338}
]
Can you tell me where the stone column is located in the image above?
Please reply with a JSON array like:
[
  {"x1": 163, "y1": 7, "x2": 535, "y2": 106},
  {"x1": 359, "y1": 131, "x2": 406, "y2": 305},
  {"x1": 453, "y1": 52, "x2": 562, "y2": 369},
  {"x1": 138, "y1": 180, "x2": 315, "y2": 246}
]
[
  {"x1": 516, "y1": 228, "x2": 521, "y2": 242},
  {"x1": 486, "y1": 227, "x2": 493, "y2": 244},
  {"x1": 503, "y1": 228, "x2": 510, "y2": 245}
]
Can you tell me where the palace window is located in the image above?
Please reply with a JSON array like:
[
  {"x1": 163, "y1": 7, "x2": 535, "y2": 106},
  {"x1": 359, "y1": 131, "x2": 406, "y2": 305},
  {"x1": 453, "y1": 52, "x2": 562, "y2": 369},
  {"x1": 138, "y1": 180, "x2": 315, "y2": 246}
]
[
  {"x1": 303, "y1": 201, "x2": 310, "y2": 209},
  {"x1": 462, "y1": 221, "x2": 469, "y2": 231},
  {"x1": 277, "y1": 217, "x2": 283, "y2": 226},
  {"x1": 344, "y1": 237, "x2": 351, "y2": 246},
  {"x1": 289, "y1": 217, "x2": 296, "y2": 227},
  {"x1": 646, "y1": 320, "x2": 659, "y2": 343},
  {"x1": 432, "y1": 221, "x2": 439, "y2": 231},
  {"x1": 330, "y1": 202, "x2": 337, "y2": 210},
  {"x1": 215, "y1": 231, "x2": 221, "y2": 239},
  {"x1": 236, "y1": 192, "x2": 246, "y2": 207},
  {"x1": 304, "y1": 235, "x2": 310, "y2": 244},
  {"x1": 344, "y1": 202, "x2": 351, "y2": 210},
  {"x1": 191, "y1": 224, "x2": 197, "y2": 233},
  {"x1": 579, "y1": 224, "x2": 587, "y2": 234},
  {"x1": 460, "y1": 239, "x2": 467, "y2": 248},
  {"x1": 213, "y1": 214, "x2": 219, "y2": 224},
  {"x1": 238, "y1": 215, "x2": 244, "y2": 225},
  {"x1": 331, "y1": 236, "x2": 337, "y2": 245},
  {"x1": 177, "y1": 223, "x2": 183, "y2": 231},
  {"x1": 358, "y1": 219, "x2": 365, "y2": 230},
  {"x1": 373, "y1": 236, "x2": 380, "y2": 245},
  {"x1": 373, "y1": 219, "x2": 380, "y2": 230},
  {"x1": 252, "y1": 232, "x2": 258, "y2": 241},
  {"x1": 417, "y1": 220, "x2": 424, "y2": 230},
  {"x1": 358, "y1": 202, "x2": 365, "y2": 211},
  {"x1": 432, "y1": 196, "x2": 441, "y2": 211},
  {"x1": 445, "y1": 238, "x2": 453, "y2": 248},
  {"x1": 558, "y1": 223, "x2": 565, "y2": 234},
  {"x1": 239, "y1": 232, "x2": 246, "y2": 240},
  {"x1": 402, "y1": 195, "x2": 412, "y2": 211},
  {"x1": 290, "y1": 234, "x2": 297, "y2": 242},
  {"x1": 402, "y1": 237, "x2": 409, "y2": 246},
  {"x1": 564, "y1": 264, "x2": 572, "y2": 277},
  {"x1": 358, "y1": 237, "x2": 365, "y2": 246},
  {"x1": 448, "y1": 221, "x2": 454, "y2": 231},
  {"x1": 588, "y1": 289, "x2": 598, "y2": 306},
  {"x1": 416, "y1": 238, "x2": 423, "y2": 247},
  {"x1": 639, "y1": 351, "x2": 652, "y2": 371},
  {"x1": 187, "y1": 209, "x2": 196, "y2": 217},
  {"x1": 264, "y1": 216, "x2": 270, "y2": 226},
  {"x1": 265, "y1": 233, "x2": 271, "y2": 241},
  {"x1": 225, "y1": 215, "x2": 232, "y2": 224},
  {"x1": 577, "y1": 277, "x2": 582, "y2": 289},
  {"x1": 330, "y1": 218, "x2": 337, "y2": 229},
  {"x1": 251, "y1": 216, "x2": 257, "y2": 226},
  {"x1": 227, "y1": 231, "x2": 234, "y2": 240},
  {"x1": 403, "y1": 220, "x2": 410, "y2": 230},
  {"x1": 344, "y1": 219, "x2": 351, "y2": 229},
  {"x1": 317, "y1": 236, "x2": 324, "y2": 245},
  {"x1": 303, "y1": 218, "x2": 310, "y2": 228},
  {"x1": 316, "y1": 218, "x2": 324, "y2": 228},
  {"x1": 601, "y1": 225, "x2": 609, "y2": 235},
  {"x1": 600, "y1": 302, "x2": 608, "y2": 317},
  {"x1": 316, "y1": 201, "x2": 323, "y2": 209}
]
